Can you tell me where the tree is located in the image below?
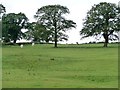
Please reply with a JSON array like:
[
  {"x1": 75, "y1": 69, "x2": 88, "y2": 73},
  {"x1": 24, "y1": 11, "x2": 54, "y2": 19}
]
[
  {"x1": 2, "y1": 12, "x2": 28, "y2": 44},
  {"x1": 26, "y1": 22, "x2": 52, "y2": 43},
  {"x1": 80, "y1": 2, "x2": 120, "y2": 47},
  {"x1": 35, "y1": 5, "x2": 76, "y2": 47},
  {"x1": 0, "y1": 4, "x2": 6, "y2": 43},
  {"x1": 0, "y1": 4, "x2": 6, "y2": 17}
]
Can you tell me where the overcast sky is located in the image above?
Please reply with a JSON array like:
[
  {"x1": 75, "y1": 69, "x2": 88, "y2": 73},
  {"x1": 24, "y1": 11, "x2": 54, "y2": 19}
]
[{"x1": 0, "y1": 0, "x2": 119, "y2": 44}]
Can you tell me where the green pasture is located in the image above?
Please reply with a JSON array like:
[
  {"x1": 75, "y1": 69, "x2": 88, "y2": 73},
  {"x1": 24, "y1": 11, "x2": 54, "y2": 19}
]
[{"x1": 2, "y1": 43, "x2": 118, "y2": 88}]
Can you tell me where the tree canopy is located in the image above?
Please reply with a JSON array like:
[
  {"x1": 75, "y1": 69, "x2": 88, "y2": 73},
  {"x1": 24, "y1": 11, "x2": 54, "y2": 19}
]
[
  {"x1": 35, "y1": 5, "x2": 76, "y2": 47},
  {"x1": 26, "y1": 22, "x2": 52, "y2": 43},
  {"x1": 0, "y1": 4, "x2": 6, "y2": 16},
  {"x1": 2, "y1": 12, "x2": 28, "y2": 43},
  {"x1": 80, "y1": 2, "x2": 120, "y2": 47},
  {"x1": 0, "y1": 4, "x2": 6, "y2": 43}
]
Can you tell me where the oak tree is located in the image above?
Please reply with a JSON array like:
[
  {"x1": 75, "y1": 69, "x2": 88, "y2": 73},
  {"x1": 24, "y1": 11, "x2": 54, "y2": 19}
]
[
  {"x1": 35, "y1": 5, "x2": 76, "y2": 47},
  {"x1": 80, "y1": 2, "x2": 120, "y2": 47}
]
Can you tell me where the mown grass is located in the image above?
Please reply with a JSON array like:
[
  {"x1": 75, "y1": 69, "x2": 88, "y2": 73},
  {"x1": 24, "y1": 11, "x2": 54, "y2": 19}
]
[{"x1": 2, "y1": 43, "x2": 118, "y2": 88}]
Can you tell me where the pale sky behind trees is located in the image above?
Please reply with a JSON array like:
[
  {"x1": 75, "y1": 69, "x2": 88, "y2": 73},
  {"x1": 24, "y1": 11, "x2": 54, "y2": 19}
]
[{"x1": 0, "y1": 0, "x2": 119, "y2": 44}]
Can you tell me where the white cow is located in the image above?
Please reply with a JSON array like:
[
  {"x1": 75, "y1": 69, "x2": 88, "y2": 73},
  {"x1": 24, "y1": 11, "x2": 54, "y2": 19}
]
[
  {"x1": 20, "y1": 44, "x2": 23, "y2": 48},
  {"x1": 32, "y1": 43, "x2": 35, "y2": 46}
]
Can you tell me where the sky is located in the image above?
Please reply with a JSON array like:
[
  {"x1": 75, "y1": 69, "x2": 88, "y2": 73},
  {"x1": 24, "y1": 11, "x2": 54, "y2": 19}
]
[{"x1": 0, "y1": 0, "x2": 119, "y2": 44}]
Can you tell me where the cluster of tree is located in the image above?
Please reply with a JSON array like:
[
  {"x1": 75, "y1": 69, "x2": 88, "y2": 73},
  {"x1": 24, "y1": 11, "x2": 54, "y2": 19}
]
[
  {"x1": 1, "y1": 4, "x2": 76, "y2": 47},
  {"x1": 1, "y1": 2, "x2": 120, "y2": 47}
]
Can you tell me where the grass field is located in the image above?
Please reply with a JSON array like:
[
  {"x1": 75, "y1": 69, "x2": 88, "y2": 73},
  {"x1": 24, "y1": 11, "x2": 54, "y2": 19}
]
[{"x1": 2, "y1": 43, "x2": 118, "y2": 88}]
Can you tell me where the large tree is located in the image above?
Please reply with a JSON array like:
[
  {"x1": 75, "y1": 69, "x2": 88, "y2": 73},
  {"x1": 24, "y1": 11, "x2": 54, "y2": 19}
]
[
  {"x1": 2, "y1": 12, "x2": 28, "y2": 43},
  {"x1": 80, "y1": 2, "x2": 120, "y2": 47},
  {"x1": 35, "y1": 5, "x2": 76, "y2": 47}
]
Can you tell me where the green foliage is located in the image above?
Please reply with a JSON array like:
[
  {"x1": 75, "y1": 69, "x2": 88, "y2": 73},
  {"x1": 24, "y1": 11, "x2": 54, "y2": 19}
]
[
  {"x1": 2, "y1": 12, "x2": 28, "y2": 43},
  {"x1": 26, "y1": 22, "x2": 52, "y2": 43},
  {"x1": 80, "y1": 2, "x2": 120, "y2": 47},
  {"x1": 35, "y1": 5, "x2": 76, "y2": 47},
  {"x1": 0, "y1": 4, "x2": 6, "y2": 16}
]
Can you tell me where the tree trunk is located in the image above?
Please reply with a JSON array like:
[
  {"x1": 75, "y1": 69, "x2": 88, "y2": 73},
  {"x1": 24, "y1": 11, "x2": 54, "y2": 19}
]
[
  {"x1": 13, "y1": 39, "x2": 16, "y2": 44},
  {"x1": 104, "y1": 40, "x2": 108, "y2": 47},
  {"x1": 45, "y1": 39, "x2": 49, "y2": 44},
  {"x1": 54, "y1": 16, "x2": 57, "y2": 48},
  {"x1": 103, "y1": 33, "x2": 109, "y2": 47},
  {"x1": 54, "y1": 27, "x2": 57, "y2": 48}
]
